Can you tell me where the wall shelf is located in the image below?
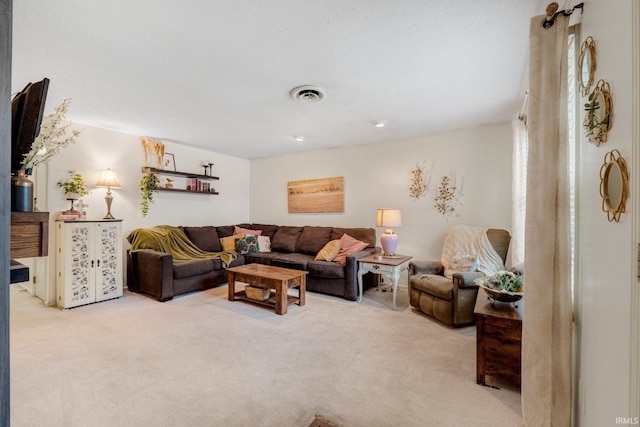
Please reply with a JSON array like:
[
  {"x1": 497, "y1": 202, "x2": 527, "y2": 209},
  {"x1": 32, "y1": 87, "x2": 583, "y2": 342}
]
[
  {"x1": 141, "y1": 167, "x2": 219, "y2": 180},
  {"x1": 141, "y1": 166, "x2": 219, "y2": 195},
  {"x1": 156, "y1": 187, "x2": 219, "y2": 195}
]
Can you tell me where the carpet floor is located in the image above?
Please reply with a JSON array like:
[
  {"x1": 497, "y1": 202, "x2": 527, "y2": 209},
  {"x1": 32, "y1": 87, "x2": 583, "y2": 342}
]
[{"x1": 9, "y1": 284, "x2": 522, "y2": 426}]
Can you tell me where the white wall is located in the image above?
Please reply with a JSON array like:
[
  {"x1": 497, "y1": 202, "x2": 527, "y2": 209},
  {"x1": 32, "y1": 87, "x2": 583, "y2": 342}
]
[
  {"x1": 575, "y1": 1, "x2": 637, "y2": 425},
  {"x1": 40, "y1": 123, "x2": 250, "y2": 305},
  {"x1": 250, "y1": 123, "x2": 513, "y2": 265}
]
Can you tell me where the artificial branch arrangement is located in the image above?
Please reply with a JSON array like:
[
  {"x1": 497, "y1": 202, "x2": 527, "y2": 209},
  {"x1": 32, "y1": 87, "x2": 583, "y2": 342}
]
[{"x1": 20, "y1": 98, "x2": 83, "y2": 171}]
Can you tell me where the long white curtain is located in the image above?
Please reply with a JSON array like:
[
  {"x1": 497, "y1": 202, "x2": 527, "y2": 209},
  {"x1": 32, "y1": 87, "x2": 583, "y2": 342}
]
[
  {"x1": 522, "y1": 13, "x2": 573, "y2": 426},
  {"x1": 511, "y1": 115, "x2": 528, "y2": 267}
]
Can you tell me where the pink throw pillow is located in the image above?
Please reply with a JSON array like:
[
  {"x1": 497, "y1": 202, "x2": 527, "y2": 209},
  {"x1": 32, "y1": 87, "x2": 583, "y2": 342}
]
[
  {"x1": 234, "y1": 226, "x2": 262, "y2": 236},
  {"x1": 333, "y1": 234, "x2": 368, "y2": 265}
]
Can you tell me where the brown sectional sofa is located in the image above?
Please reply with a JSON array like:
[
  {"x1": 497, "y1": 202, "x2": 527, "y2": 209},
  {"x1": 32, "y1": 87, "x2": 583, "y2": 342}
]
[{"x1": 127, "y1": 223, "x2": 379, "y2": 302}]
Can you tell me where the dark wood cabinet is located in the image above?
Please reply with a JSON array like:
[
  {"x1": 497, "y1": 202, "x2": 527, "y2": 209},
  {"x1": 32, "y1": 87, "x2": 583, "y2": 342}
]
[
  {"x1": 473, "y1": 291, "x2": 523, "y2": 386},
  {"x1": 10, "y1": 211, "x2": 49, "y2": 259}
]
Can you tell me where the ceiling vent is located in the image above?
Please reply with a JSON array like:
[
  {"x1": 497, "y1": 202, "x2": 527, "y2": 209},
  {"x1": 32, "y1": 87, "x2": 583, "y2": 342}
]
[{"x1": 290, "y1": 85, "x2": 326, "y2": 103}]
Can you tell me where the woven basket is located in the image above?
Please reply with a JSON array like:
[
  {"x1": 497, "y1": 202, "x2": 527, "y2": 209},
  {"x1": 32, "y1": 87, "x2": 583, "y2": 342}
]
[{"x1": 244, "y1": 285, "x2": 270, "y2": 301}]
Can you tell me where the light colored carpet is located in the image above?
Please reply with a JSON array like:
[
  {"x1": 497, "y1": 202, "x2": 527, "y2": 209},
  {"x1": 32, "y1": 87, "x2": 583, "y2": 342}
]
[{"x1": 10, "y1": 284, "x2": 522, "y2": 426}]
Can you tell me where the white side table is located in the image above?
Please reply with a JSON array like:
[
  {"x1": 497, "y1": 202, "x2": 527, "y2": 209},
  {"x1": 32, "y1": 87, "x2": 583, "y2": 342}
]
[{"x1": 357, "y1": 254, "x2": 412, "y2": 310}]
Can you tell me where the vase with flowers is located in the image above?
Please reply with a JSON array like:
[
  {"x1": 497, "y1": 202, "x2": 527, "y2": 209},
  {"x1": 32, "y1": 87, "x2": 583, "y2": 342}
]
[
  {"x1": 474, "y1": 269, "x2": 524, "y2": 306},
  {"x1": 11, "y1": 98, "x2": 82, "y2": 212}
]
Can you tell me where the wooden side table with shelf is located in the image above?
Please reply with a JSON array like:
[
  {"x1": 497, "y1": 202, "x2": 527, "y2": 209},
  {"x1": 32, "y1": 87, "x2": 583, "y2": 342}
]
[
  {"x1": 473, "y1": 290, "x2": 523, "y2": 387},
  {"x1": 141, "y1": 167, "x2": 219, "y2": 195}
]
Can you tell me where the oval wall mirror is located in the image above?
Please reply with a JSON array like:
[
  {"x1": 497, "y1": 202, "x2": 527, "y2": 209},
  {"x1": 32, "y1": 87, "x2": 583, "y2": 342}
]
[
  {"x1": 579, "y1": 36, "x2": 597, "y2": 97},
  {"x1": 599, "y1": 149, "x2": 629, "y2": 222},
  {"x1": 584, "y1": 79, "x2": 613, "y2": 146}
]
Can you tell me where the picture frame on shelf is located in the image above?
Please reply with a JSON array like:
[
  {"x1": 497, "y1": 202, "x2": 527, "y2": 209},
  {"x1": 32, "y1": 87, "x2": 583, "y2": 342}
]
[{"x1": 162, "y1": 153, "x2": 176, "y2": 171}]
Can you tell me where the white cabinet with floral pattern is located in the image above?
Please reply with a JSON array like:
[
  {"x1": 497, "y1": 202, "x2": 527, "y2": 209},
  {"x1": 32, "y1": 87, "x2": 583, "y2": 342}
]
[{"x1": 56, "y1": 220, "x2": 123, "y2": 309}]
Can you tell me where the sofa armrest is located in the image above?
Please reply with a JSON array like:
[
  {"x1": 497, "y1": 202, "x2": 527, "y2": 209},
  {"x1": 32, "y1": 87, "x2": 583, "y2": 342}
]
[
  {"x1": 130, "y1": 250, "x2": 175, "y2": 301},
  {"x1": 452, "y1": 271, "x2": 484, "y2": 288},
  {"x1": 408, "y1": 260, "x2": 444, "y2": 276},
  {"x1": 343, "y1": 248, "x2": 377, "y2": 300}
]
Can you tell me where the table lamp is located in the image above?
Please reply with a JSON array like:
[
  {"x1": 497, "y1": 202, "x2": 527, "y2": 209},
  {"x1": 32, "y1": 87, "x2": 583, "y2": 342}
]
[
  {"x1": 95, "y1": 168, "x2": 121, "y2": 219},
  {"x1": 376, "y1": 209, "x2": 402, "y2": 256}
]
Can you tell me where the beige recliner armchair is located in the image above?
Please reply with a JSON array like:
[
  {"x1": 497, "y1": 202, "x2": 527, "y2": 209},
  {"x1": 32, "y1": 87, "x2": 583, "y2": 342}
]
[{"x1": 408, "y1": 227, "x2": 511, "y2": 327}]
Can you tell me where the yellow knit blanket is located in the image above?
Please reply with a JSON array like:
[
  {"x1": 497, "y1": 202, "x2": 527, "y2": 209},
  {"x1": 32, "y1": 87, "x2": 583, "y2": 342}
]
[{"x1": 127, "y1": 225, "x2": 236, "y2": 267}]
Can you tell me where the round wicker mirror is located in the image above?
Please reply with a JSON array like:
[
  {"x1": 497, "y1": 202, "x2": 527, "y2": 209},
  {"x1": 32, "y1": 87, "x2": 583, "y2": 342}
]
[
  {"x1": 584, "y1": 79, "x2": 613, "y2": 146},
  {"x1": 579, "y1": 36, "x2": 597, "y2": 97},
  {"x1": 599, "y1": 149, "x2": 629, "y2": 222}
]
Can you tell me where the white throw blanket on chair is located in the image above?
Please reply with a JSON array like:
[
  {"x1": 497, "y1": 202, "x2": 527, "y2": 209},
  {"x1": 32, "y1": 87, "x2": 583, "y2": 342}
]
[{"x1": 441, "y1": 225, "x2": 505, "y2": 278}]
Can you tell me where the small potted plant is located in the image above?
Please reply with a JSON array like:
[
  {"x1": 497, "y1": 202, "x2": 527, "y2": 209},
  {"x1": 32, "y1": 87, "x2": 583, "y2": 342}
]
[
  {"x1": 139, "y1": 172, "x2": 160, "y2": 217},
  {"x1": 57, "y1": 170, "x2": 89, "y2": 213}
]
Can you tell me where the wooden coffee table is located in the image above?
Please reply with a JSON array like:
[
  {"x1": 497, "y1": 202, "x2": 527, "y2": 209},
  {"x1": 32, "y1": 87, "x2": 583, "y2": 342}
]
[{"x1": 227, "y1": 264, "x2": 308, "y2": 315}]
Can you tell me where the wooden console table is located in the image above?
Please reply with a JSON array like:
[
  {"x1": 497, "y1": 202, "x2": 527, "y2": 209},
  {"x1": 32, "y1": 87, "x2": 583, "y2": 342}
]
[{"x1": 473, "y1": 290, "x2": 523, "y2": 387}]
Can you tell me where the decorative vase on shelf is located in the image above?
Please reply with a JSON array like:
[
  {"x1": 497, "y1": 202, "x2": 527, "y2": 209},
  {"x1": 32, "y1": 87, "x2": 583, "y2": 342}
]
[{"x1": 11, "y1": 170, "x2": 34, "y2": 212}]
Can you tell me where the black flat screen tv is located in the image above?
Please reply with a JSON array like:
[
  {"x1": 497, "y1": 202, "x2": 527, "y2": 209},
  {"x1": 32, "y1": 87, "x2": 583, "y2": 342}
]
[{"x1": 11, "y1": 77, "x2": 49, "y2": 173}]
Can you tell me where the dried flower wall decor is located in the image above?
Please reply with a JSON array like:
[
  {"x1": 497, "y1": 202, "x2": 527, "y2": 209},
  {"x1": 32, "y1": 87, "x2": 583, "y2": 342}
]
[
  {"x1": 409, "y1": 161, "x2": 432, "y2": 201},
  {"x1": 434, "y1": 174, "x2": 463, "y2": 221}
]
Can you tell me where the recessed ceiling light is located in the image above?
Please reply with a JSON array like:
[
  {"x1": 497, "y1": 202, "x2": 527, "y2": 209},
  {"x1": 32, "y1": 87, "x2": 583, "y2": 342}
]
[
  {"x1": 293, "y1": 135, "x2": 305, "y2": 142},
  {"x1": 372, "y1": 120, "x2": 387, "y2": 128}
]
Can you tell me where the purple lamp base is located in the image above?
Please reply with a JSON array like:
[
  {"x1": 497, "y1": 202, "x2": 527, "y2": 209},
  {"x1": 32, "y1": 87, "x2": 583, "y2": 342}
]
[{"x1": 380, "y1": 232, "x2": 398, "y2": 256}]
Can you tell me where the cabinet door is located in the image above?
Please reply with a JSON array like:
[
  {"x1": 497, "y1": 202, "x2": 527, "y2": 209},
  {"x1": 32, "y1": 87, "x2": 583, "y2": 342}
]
[
  {"x1": 94, "y1": 222, "x2": 123, "y2": 302},
  {"x1": 58, "y1": 222, "x2": 96, "y2": 308}
]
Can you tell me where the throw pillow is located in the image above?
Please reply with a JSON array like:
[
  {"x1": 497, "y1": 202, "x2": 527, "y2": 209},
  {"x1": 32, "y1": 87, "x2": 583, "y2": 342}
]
[
  {"x1": 334, "y1": 234, "x2": 369, "y2": 265},
  {"x1": 314, "y1": 239, "x2": 342, "y2": 261},
  {"x1": 450, "y1": 250, "x2": 478, "y2": 272},
  {"x1": 257, "y1": 236, "x2": 271, "y2": 252},
  {"x1": 234, "y1": 226, "x2": 262, "y2": 236},
  {"x1": 221, "y1": 234, "x2": 244, "y2": 251},
  {"x1": 235, "y1": 235, "x2": 259, "y2": 255}
]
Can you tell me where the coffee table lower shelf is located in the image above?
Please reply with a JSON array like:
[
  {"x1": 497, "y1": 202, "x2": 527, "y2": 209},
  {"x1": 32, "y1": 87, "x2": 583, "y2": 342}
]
[
  {"x1": 227, "y1": 264, "x2": 308, "y2": 315},
  {"x1": 233, "y1": 290, "x2": 301, "y2": 310}
]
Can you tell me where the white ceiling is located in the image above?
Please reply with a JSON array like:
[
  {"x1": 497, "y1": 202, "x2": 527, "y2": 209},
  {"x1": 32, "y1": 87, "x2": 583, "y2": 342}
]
[{"x1": 12, "y1": 0, "x2": 547, "y2": 160}]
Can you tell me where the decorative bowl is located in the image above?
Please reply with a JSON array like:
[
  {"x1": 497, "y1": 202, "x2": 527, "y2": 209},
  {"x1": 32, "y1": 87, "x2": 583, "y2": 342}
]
[{"x1": 479, "y1": 285, "x2": 523, "y2": 305}]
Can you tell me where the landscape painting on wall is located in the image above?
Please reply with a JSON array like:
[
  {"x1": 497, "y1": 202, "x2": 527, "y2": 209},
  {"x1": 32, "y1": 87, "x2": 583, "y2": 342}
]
[{"x1": 287, "y1": 176, "x2": 345, "y2": 213}]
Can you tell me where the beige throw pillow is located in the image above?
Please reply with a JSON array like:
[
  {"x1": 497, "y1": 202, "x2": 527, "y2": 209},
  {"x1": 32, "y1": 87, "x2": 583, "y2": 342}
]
[{"x1": 315, "y1": 239, "x2": 342, "y2": 261}]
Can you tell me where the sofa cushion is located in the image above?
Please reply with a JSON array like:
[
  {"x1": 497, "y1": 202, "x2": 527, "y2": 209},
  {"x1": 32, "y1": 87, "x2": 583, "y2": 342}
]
[
  {"x1": 269, "y1": 253, "x2": 314, "y2": 270},
  {"x1": 409, "y1": 274, "x2": 453, "y2": 301},
  {"x1": 314, "y1": 239, "x2": 341, "y2": 261},
  {"x1": 295, "y1": 226, "x2": 332, "y2": 254},
  {"x1": 334, "y1": 234, "x2": 369, "y2": 265},
  {"x1": 331, "y1": 228, "x2": 376, "y2": 248},
  {"x1": 307, "y1": 260, "x2": 345, "y2": 279},
  {"x1": 235, "y1": 235, "x2": 259, "y2": 254},
  {"x1": 173, "y1": 259, "x2": 216, "y2": 280},
  {"x1": 216, "y1": 225, "x2": 235, "y2": 238},
  {"x1": 182, "y1": 226, "x2": 221, "y2": 252},
  {"x1": 250, "y1": 224, "x2": 279, "y2": 240},
  {"x1": 244, "y1": 252, "x2": 273, "y2": 265},
  {"x1": 271, "y1": 226, "x2": 304, "y2": 253}
]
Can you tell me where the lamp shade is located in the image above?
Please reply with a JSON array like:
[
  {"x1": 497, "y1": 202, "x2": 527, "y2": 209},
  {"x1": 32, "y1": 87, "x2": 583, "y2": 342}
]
[
  {"x1": 95, "y1": 168, "x2": 121, "y2": 188},
  {"x1": 376, "y1": 209, "x2": 402, "y2": 228}
]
